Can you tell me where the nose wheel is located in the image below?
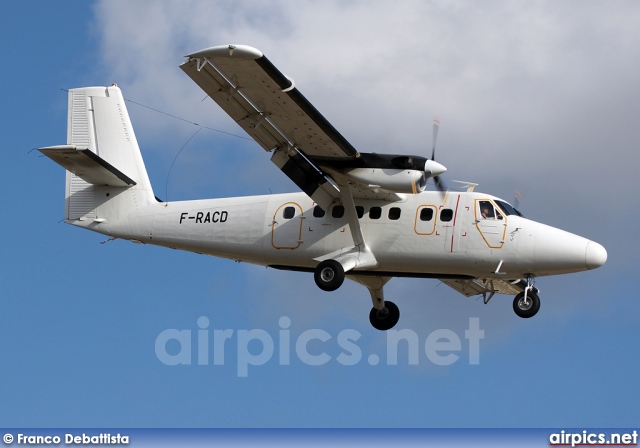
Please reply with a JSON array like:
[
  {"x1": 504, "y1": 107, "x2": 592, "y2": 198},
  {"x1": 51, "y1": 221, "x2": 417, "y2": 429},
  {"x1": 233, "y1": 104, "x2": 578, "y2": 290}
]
[{"x1": 513, "y1": 291, "x2": 540, "y2": 318}]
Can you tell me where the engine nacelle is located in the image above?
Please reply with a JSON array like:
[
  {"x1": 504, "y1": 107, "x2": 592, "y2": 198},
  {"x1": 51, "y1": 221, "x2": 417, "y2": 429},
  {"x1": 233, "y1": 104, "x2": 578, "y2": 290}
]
[{"x1": 344, "y1": 168, "x2": 428, "y2": 194}]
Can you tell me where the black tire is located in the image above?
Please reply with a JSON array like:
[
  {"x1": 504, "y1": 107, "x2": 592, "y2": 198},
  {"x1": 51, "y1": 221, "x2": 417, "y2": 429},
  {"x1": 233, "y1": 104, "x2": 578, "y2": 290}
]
[
  {"x1": 369, "y1": 301, "x2": 400, "y2": 331},
  {"x1": 314, "y1": 259, "x2": 345, "y2": 292},
  {"x1": 513, "y1": 291, "x2": 541, "y2": 318}
]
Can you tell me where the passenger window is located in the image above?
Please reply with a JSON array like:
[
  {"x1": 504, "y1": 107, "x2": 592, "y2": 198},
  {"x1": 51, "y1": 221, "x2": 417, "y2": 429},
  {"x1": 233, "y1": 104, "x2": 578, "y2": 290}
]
[
  {"x1": 440, "y1": 209, "x2": 453, "y2": 222},
  {"x1": 419, "y1": 208, "x2": 434, "y2": 221},
  {"x1": 369, "y1": 207, "x2": 382, "y2": 220},
  {"x1": 388, "y1": 207, "x2": 401, "y2": 220},
  {"x1": 356, "y1": 206, "x2": 364, "y2": 219},
  {"x1": 313, "y1": 206, "x2": 325, "y2": 218},
  {"x1": 332, "y1": 205, "x2": 345, "y2": 218},
  {"x1": 283, "y1": 206, "x2": 295, "y2": 219}
]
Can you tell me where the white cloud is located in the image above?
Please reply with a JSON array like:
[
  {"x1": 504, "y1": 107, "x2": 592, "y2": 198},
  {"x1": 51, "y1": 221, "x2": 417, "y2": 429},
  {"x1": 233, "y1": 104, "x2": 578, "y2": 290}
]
[
  {"x1": 90, "y1": 0, "x2": 640, "y2": 320},
  {"x1": 92, "y1": 0, "x2": 640, "y2": 156}
]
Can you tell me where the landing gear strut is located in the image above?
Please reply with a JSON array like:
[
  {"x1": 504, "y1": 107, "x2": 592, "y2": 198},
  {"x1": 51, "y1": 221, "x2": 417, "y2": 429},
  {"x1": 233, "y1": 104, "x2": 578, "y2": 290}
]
[
  {"x1": 314, "y1": 263, "x2": 401, "y2": 330},
  {"x1": 314, "y1": 259, "x2": 345, "y2": 291},
  {"x1": 369, "y1": 301, "x2": 400, "y2": 331}
]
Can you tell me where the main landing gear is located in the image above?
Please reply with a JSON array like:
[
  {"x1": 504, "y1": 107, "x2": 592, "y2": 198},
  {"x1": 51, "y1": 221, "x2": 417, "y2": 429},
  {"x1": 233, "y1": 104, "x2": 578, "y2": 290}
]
[
  {"x1": 369, "y1": 301, "x2": 400, "y2": 331},
  {"x1": 314, "y1": 259, "x2": 400, "y2": 331},
  {"x1": 314, "y1": 259, "x2": 345, "y2": 291}
]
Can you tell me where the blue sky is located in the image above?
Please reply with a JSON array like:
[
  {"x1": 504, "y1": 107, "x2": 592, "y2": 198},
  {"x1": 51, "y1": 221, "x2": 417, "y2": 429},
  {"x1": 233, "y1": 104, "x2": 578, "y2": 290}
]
[{"x1": 1, "y1": 0, "x2": 639, "y2": 429}]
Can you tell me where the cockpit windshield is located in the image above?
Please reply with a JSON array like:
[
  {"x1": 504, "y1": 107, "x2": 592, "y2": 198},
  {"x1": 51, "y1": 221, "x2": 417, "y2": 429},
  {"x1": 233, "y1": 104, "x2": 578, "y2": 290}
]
[{"x1": 495, "y1": 200, "x2": 524, "y2": 218}]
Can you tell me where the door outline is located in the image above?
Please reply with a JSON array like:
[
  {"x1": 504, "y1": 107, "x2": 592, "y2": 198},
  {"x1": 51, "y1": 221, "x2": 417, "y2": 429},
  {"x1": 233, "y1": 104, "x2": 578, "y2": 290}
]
[
  {"x1": 414, "y1": 204, "x2": 438, "y2": 235},
  {"x1": 272, "y1": 202, "x2": 304, "y2": 249},
  {"x1": 474, "y1": 199, "x2": 507, "y2": 249}
]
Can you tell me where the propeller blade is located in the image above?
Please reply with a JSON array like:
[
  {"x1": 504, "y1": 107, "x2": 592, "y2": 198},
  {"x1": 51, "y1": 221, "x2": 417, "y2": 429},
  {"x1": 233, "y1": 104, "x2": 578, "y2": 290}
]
[
  {"x1": 514, "y1": 190, "x2": 522, "y2": 209},
  {"x1": 427, "y1": 117, "x2": 446, "y2": 199},
  {"x1": 431, "y1": 117, "x2": 440, "y2": 160}
]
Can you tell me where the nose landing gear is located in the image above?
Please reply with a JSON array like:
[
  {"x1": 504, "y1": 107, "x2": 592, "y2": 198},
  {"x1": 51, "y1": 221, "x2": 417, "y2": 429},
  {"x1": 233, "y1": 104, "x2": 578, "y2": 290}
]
[{"x1": 513, "y1": 276, "x2": 540, "y2": 318}]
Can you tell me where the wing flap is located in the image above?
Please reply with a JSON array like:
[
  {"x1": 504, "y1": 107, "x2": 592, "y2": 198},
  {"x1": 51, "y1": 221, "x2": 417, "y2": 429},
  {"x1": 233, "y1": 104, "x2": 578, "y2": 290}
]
[
  {"x1": 270, "y1": 147, "x2": 338, "y2": 209},
  {"x1": 38, "y1": 145, "x2": 136, "y2": 187}
]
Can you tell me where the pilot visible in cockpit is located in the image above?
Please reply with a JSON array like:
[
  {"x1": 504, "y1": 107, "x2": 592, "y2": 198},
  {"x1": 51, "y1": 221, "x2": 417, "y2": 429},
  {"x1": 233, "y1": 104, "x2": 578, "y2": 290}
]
[{"x1": 481, "y1": 204, "x2": 493, "y2": 219}]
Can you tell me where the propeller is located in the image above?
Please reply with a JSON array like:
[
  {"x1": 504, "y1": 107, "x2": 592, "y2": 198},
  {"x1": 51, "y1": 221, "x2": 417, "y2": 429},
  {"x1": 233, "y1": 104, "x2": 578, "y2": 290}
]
[
  {"x1": 427, "y1": 117, "x2": 447, "y2": 194},
  {"x1": 431, "y1": 117, "x2": 440, "y2": 160},
  {"x1": 513, "y1": 190, "x2": 522, "y2": 210}
]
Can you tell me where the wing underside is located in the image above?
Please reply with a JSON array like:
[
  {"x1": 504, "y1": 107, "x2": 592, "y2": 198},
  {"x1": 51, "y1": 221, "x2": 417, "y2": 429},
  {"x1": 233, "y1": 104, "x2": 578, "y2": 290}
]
[
  {"x1": 439, "y1": 278, "x2": 527, "y2": 299},
  {"x1": 180, "y1": 45, "x2": 365, "y2": 208},
  {"x1": 180, "y1": 45, "x2": 415, "y2": 208},
  {"x1": 180, "y1": 46, "x2": 357, "y2": 159}
]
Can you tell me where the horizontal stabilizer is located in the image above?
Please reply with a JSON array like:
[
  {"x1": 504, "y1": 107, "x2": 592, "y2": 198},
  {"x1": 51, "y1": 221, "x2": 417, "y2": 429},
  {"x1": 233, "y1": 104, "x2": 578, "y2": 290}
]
[{"x1": 39, "y1": 145, "x2": 136, "y2": 187}]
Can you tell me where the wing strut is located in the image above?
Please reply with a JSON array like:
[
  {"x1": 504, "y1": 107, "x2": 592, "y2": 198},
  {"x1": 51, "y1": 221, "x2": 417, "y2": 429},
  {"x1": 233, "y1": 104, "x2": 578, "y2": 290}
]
[
  {"x1": 314, "y1": 180, "x2": 378, "y2": 273},
  {"x1": 338, "y1": 181, "x2": 365, "y2": 248}
]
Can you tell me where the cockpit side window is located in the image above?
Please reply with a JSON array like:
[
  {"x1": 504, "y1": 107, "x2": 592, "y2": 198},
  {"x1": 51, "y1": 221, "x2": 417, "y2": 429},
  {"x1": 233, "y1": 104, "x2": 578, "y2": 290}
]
[
  {"x1": 478, "y1": 201, "x2": 496, "y2": 219},
  {"x1": 496, "y1": 200, "x2": 524, "y2": 218}
]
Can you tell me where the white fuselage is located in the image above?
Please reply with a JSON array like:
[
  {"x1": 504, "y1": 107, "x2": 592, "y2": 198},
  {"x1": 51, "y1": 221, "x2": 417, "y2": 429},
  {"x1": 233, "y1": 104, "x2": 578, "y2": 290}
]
[
  {"x1": 41, "y1": 84, "x2": 607, "y2": 327},
  {"x1": 74, "y1": 188, "x2": 604, "y2": 280}
]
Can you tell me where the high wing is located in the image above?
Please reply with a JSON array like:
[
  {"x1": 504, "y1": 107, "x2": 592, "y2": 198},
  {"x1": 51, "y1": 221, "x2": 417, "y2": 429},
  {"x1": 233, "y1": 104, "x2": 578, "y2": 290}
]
[
  {"x1": 180, "y1": 44, "x2": 354, "y2": 209},
  {"x1": 180, "y1": 44, "x2": 445, "y2": 209},
  {"x1": 181, "y1": 45, "x2": 357, "y2": 159}
]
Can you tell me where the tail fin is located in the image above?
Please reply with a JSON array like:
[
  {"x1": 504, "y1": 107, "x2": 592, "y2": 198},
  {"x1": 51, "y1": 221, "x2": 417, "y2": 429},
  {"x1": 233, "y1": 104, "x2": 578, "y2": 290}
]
[{"x1": 40, "y1": 85, "x2": 155, "y2": 222}]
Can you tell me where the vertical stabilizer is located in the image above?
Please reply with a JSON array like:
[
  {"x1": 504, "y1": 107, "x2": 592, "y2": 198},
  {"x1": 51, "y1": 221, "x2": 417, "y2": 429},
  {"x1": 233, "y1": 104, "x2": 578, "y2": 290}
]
[{"x1": 61, "y1": 85, "x2": 154, "y2": 221}]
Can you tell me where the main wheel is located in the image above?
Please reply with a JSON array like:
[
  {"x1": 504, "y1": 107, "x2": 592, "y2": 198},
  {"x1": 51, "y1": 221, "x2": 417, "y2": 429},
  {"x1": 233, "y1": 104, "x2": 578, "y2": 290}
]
[
  {"x1": 513, "y1": 291, "x2": 540, "y2": 318},
  {"x1": 314, "y1": 259, "x2": 345, "y2": 292},
  {"x1": 369, "y1": 301, "x2": 400, "y2": 331}
]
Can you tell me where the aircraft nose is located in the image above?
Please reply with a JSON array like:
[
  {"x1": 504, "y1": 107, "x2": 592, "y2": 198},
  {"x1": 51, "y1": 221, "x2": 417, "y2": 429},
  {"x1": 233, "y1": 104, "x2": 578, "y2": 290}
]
[{"x1": 585, "y1": 241, "x2": 607, "y2": 270}]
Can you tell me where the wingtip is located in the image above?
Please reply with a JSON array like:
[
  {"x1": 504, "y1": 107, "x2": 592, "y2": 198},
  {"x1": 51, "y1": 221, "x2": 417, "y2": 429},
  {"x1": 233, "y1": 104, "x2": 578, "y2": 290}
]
[{"x1": 186, "y1": 44, "x2": 263, "y2": 60}]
